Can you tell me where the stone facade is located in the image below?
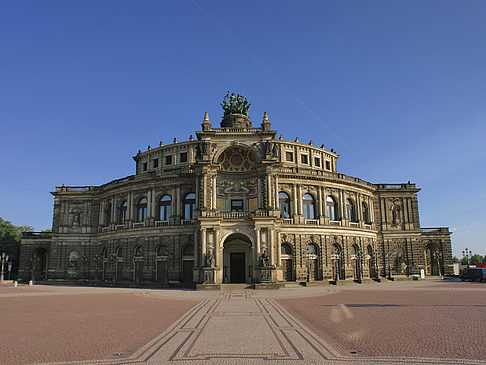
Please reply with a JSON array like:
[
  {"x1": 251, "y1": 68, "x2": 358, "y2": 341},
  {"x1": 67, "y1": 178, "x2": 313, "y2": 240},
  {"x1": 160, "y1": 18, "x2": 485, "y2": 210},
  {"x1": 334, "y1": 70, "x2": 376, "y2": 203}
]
[{"x1": 19, "y1": 106, "x2": 453, "y2": 285}]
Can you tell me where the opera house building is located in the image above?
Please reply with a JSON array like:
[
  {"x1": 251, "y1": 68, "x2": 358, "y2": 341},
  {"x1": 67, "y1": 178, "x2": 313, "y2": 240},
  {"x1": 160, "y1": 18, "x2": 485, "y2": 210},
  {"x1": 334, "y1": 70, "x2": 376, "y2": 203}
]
[{"x1": 19, "y1": 94, "x2": 453, "y2": 287}]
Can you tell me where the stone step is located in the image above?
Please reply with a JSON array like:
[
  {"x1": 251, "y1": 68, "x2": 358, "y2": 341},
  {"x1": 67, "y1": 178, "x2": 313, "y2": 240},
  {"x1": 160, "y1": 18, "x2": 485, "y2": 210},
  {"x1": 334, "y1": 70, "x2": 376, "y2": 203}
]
[{"x1": 221, "y1": 283, "x2": 253, "y2": 290}]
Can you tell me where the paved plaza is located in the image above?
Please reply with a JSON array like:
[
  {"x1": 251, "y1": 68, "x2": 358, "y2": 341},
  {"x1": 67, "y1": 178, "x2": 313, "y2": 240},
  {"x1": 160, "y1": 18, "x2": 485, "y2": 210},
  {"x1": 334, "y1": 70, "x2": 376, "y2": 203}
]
[{"x1": 0, "y1": 279, "x2": 485, "y2": 365}]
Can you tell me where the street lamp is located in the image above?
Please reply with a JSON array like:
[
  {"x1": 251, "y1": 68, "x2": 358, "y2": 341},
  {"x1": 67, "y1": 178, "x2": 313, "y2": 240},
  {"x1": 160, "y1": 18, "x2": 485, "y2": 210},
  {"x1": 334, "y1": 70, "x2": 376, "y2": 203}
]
[
  {"x1": 385, "y1": 250, "x2": 393, "y2": 280},
  {"x1": 94, "y1": 255, "x2": 100, "y2": 282},
  {"x1": 462, "y1": 248, "x2": 472, "y2": 268},
  {"x1": 355, "y1": 249, "x2": 363, "y2": 282},
  {"x1": 0, "y1": 252, "x2": 8, "y2": 281},
  {"x1": 82, "y1": 255, "x2": 88, "y2": 282},
  {"x1": 373, "y1": 249, "x2": 380, "y2": 280},
  {"x1": 110, "y1": 253, "x2": 118, "y2": 282},
  {"x1": 433, "y1": 251, "x2": 443, "y2": 277},
  {"x1": 331, "y1": 253, "x2": 340, "y2": 283}
]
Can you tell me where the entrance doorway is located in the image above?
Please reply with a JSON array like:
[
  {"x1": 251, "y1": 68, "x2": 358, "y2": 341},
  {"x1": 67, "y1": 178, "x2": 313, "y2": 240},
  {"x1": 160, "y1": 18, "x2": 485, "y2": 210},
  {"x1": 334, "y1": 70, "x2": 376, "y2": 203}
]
[
  {"x1": 281, "y1": 243, "x2": 293, "y2": 281},
  {"x1": 230, "y1": 253, "x2": 245, "y2": 283},
  {"x1": 223, "y1": 233, "x2": 253, "y2": 284}
]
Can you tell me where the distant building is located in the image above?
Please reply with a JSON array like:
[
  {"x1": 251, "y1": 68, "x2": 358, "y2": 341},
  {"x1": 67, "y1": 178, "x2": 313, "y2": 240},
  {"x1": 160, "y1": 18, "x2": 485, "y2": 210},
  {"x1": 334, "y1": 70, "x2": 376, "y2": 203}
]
[{"x1": 19, "y1": 94, "x2": 453, "y2": 286}]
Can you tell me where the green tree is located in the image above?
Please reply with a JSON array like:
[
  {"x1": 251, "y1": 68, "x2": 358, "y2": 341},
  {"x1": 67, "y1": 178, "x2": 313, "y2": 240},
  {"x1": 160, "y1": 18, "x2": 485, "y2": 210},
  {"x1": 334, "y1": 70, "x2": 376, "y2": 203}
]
[
  {"x1": 470, "y1": 254, "x2": 484, "y2": 265},
  {"x1": 452, "y1": 256, "x2": 460, "y2": 263},
  {"x1": 0, "y1": 217, "x2": 34, "y2": 276}
]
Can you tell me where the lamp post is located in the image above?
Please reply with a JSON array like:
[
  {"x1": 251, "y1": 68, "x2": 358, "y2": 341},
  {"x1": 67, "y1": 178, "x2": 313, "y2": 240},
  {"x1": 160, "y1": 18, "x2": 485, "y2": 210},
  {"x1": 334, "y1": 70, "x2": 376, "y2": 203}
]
[
  {"x1": 355, "y1": 249, "x2": 363, "y2": 282},
  {"x1": 82, "y1": 255, "x2": 88, "y2": 282},
  {"x1": 462, "y1": 248, "x2": 472, "y2": 268},
  {"x1": 331, "y1": 253, "x2": 340, "y2": 283},
  {"x1": 385, "y1": 250, "x2": 393, "y2": 280},
  {"x1": 94, "y1": 255, "x2": 100, "y2": 282},
  {"x1": 110, "y1": 253, "x2": 118, "y2": 283},
  {"x1": 0, "y1": 252, "x2": 8, "y2": 281},
  {"x1": 433, "y1": 251, "x2": 443, "y2": 277},
  {"x1": 373, "y1": 249, "x2": 380, "y2": 280}
]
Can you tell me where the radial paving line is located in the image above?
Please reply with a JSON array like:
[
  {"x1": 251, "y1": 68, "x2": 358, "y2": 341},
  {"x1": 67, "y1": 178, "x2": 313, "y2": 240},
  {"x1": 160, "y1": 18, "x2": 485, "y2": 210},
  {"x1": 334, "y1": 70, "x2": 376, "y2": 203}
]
[{"x1": 34, "y1": 289, "x2": 486, "y2": 365}]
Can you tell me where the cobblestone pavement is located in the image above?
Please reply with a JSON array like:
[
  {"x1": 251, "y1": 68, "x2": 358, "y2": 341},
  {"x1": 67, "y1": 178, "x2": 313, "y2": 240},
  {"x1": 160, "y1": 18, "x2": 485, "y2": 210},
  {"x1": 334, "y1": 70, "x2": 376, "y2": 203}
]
[{"x1": 1, "y1": 280, "x2": 485, "y2": 365}]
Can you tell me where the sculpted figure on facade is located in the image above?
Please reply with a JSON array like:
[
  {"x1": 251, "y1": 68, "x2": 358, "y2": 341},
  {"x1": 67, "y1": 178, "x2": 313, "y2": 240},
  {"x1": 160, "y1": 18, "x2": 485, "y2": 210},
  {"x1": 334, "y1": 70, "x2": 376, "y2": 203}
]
[
  {"x1": 221, "y1": 91, "x2": 251, "y2": 117},
  {"x1": 259, "y1": 250, "x2": 269, "y2": 267},
  {"x1": 204, "y1": 249, "x2": 215, "y2": 268},
  {"x1": 391, "y1": 200, "x2": 401, "y2": 225}
]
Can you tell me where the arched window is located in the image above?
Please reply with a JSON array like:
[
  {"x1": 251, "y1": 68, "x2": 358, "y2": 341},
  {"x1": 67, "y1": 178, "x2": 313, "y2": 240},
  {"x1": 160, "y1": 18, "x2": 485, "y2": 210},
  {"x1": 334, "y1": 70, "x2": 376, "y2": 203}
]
[
  {"x1": 306, "y1": 243, "x2": 317, "y2": 255},
  {"x1": 281, "y1": 243, "x2": 292, "y2": 255},
  {"x1": 120, "y1": 201, "x2": 128, "y2": 223},
  {"x1": 156, "y1": 245, "x2": 167, "y2": 257},
  {"x1": 303, "y1": 193, "x2": 315, "y2": 219},
  {"x1": 326, "y1": 196, "x2": 336, "y2": 221},
  {"x1": 362, "y1": 201, "x2": 370, "y2": 224},
  {"x1": 184, "y1": 193, "x2": 196, "y2": 220},
  {"x1": 116, "y1": 246, "x2": 123, "y2": 257},
  {"x1": 159, "y1": 195, "x2": 171, "y2": 221},
  {"x1": 183, "y1": 244, "x2": 194, "y2": 256},
  {"x1": 278, "y1": 192, "x2": 291, "y2": 218},
  {"x1": 102, "y1": 247, "x2": 108, "y2": 260},
  {"x1": 346, "y1": 199, "x2": 355, "y2": 222},
  {"x1": 134, "y1": 246, "x2": 142, "y2": 257},
  {"x1": 137, "y1": 197, "x2": 147, "y2": 221}
]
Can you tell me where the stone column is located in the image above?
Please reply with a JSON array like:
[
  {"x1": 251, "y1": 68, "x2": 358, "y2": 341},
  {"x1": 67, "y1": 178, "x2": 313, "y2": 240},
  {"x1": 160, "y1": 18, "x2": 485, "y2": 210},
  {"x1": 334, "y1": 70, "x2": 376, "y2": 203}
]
[
  {"x1": 266, "y1": 174, "x2": 272, "y2": 209},
  {"x1": 274, "y1": 175, "x2": 279, "y2": 209},
  {"x1": 257, "y1": 178, "x2": 262, "y2": 209},
  {"x1": 297, "y1": 185, "x2": 303, "y2": 215},
  {"x1": 202, "y1": 172, "x2": 207, "y2": 209},
  {"x1": 356, "y1": 193, "x2": 361, "y2": 222},
  {"x1": 212, "y1": 174, "x2": 217, "y2": 209},
  {"x1": 147, "y1": 190, "x2": 152, "y2": 219},
  {"x1": 193, "y1": 231, "x2": 199, "y2": 268},
  {"x1": 171, "y1": 186, "x2": 176, "y2": 217},
  {"x1": 292, "y1": 184, "x2": 298, "y2": 219},
  {"x1": 100, "y1": 200, "x2": 105, "y2": 225},
  {"x1": 111, "y1": 197, "x2": 116, "y2": 224},
  {"x1": 276, "y1": 231, "x2": 281, "y2": 266},
  {"x1": 381, "y1": 198, "x2": 387, "y2": 228},
  {"x1": 151, "y1": 189, "x2": 157, "y2": 218},
  {"x1": 128, "y1": 192, "x2": 134, "y2": 221},
  {"x1": 255, "y1": 228, "x2": 261, "y2": 264},
  {"x1": 370, "y1": 197, "x2": 374, "y2": 225},
  {"x1": 176, "y1": 185, "x2": 181, "y2": 217},
  {"x1": 339, "y1": 190, "x2": 345, "y2": 222},
  {"x1": 215, "y1": 229, "x2": 221, "y2": 267},
  {"x1": 195, "y1": 175, "x2": 200, "y2": 210},
  {"x1": 269, "y1": 229, "x2": 275, "y2": 266},
  {"x1": 317, "y1": 186, "x2": 322, "y2": 217},
  {"x1": 201, "y1": 229, "x2": 207, "y2": 264}
]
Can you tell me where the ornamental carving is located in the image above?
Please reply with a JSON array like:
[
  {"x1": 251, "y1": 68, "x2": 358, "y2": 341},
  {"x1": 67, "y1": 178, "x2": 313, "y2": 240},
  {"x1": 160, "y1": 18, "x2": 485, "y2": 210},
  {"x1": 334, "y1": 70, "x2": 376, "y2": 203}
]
[
  {"x1": 281, "y1": 233, "x2": 295, "y2": 244},
  {"x1": 217, "y1": 146, "x2": 256, "y2": 172}
]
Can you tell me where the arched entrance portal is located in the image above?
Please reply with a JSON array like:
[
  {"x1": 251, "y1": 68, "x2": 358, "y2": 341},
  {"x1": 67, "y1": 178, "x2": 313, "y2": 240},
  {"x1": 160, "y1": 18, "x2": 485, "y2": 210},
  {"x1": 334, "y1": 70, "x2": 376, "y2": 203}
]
[
  {"x1": 31, "y1": 248, "x2": 48, "y2": 281},
  {"x1": 223, "y1": 233, "x2": 252, "y2": 283}
]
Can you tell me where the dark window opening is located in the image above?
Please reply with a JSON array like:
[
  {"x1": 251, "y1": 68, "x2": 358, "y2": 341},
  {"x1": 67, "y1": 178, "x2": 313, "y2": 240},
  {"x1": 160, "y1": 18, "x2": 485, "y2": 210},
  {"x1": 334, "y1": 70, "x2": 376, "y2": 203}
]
[
  {"x1": 231, "y1": 200, "x2": 243, "y2": 212},
  {"x1": 325, "y1": 160, "x2": 331, "y2": 170},
  {"x1": 142, "y1": 162, "x2": 147, "y2": 171},
  {"x1": 301, "y1": 154, "x2": 309, "y2": 164},
  {"x1": 180, "y1": 152, "x2": 187, "y2": 163},
  {"x1": 165, "y1": 155, "x2": 172, "y2": 165},
  {"x1": 314, "y1": 157, "x2": 320, "y2": 167},
  {"x1": 286, "y1": 151, "x2": 294, "y2": 161},
  {"x1": 153, "y1": 159, "x2": 159, "y2": 168}
]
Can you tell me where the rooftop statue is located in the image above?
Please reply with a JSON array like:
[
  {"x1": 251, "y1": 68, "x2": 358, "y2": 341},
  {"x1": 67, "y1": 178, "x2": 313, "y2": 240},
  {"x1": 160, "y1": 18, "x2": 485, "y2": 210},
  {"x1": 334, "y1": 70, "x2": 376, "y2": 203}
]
[{"x1": 221, "y1": 91, "x2": 251, "y2": 117}]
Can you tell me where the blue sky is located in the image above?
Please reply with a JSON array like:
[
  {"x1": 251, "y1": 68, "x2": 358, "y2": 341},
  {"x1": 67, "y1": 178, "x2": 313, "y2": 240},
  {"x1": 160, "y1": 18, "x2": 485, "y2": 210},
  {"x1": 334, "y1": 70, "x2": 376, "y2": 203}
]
[{"x1": 1, "y1": 1, "x2": 484, "y2": 258}]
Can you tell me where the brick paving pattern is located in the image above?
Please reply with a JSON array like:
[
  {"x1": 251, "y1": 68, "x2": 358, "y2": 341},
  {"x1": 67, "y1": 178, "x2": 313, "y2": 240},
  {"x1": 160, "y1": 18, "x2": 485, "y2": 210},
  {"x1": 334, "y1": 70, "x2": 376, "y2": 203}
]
[{"x1": 0, "y1": 280, "x2": 485, "y2": 365}]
